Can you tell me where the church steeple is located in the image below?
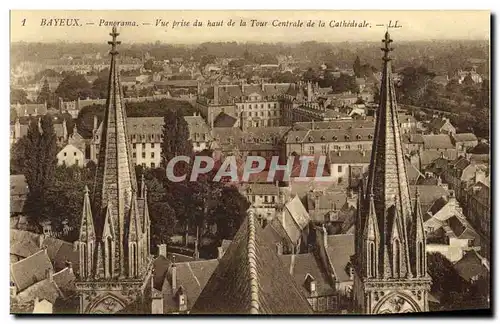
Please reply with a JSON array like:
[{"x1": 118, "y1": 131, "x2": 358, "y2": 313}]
[
  {"x1": 75, "y1": 27, "x2": 152, "y2": 314},
  {"x1": 410, "y1": 189, "x2": 427, "y2": 278},
  {"x1": 353, "y1": 32, "x2": 431, "y2": 315},
  {"x1": 92, "y1": 26, "x2": 138, "y2": 279},
  {"x1": 364, "y1": 31, "x2": 412, "y2": 278}
]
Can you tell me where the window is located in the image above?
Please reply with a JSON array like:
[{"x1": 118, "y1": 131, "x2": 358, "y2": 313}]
[
  {"x1": 142, "y1": 143, "x2": 146, "y2": 150},
  {"x1": 73, "y1": 152, "x2": 77, "y2": 156},
  {"x1": 151, "y1": 143, "x2": 155, "y2": 148},
  {"x1": 151, "y1": 152, "x2": 155, "y2": 158},
  {"x1": 151, "y1": 162, "x2": 155, "y2": 168},
  {"x1": 261, "y1": 104, "x2": 264, "y2": 108},
  {"x1": 264, "y1": 196, "x2": 268, "y2": 203},
  {"x1": 369, "y1": 242, "x2": 376, "y2": 277},
  {"x1": 272, "y1": 196, "x2": 276, "y2": 203},
  {"x1": 338, "y1": 165, "x2": 343, "y2": 173},
  {"x1": 75, "y1": 159, "x2": 79, "y2": 165},
  {"x1": 345, "y1": 145, "x2": 351, "y2": 150},
  {"x1": 133, "y1": 152, "x2": 136, "y2": 158},
  {"x1": 358, "y1": 144, "x2": 363, "y2": 150},
  {"x1": 309, "y1": 146, "x2": 315, "y2": 154},
  {"x1": 142, "y1": 152, "x2": 146, "y2": 158},
  {"x1": 64, "y1": 152, "x2": 67, "y2": 157},
  {"x1": 321, "y1": 145, "x2": 327, "y2": 154},
  {"x1": 274, "y1": 103, "x2": 277, "y2": 108}
]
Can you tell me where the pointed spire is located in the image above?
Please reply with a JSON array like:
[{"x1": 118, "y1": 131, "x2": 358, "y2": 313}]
[
  {"x1": 364, "y1": 192, "x2": 380, "y2": 242},
  {"x1": 79, "y1": 185, "x2": 95, "y2": 242},
  {"x1": 128, "y1": 189, "x2": 141, "y2": 242},
  {"x1": 140, "y1": 173, "x2": 146, "y2": 199},
  {"x1": 92, "y1": 27, "x2": 138, "y2": 278}
]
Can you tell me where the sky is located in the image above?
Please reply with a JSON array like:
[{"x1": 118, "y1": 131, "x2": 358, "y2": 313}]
[{"x1": 11, "y1": 10, "x2": 490, "y2": 44}]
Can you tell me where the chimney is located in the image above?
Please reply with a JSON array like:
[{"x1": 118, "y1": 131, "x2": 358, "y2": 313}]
[
  {"x1": 308, "y1": 276, "x2": 317, "y2": 294},
  {"x1": 261, "y1": 81, "x2": 265, "y2": 91},
  {"x1": 151, "y1": 288, "x2": 164, "y2": 314},
  {"x1": 46, "y1": 268, "x2": 54, "y2": 282},
  {"x1": 158, "y1": 244, "x2": 167, "y2": 258},
  {"x1": 276, "y1": 242, "x2": 283, "y2": 255},
  {"x1": 194, "y1": 239, "x2": 199, "y2": 260},
  {"x1": 93, "y1": 115, "x2": 98, "y2": 132},
  {"x1": 307, "y1": 81, "x2": 312, "y2": 102},
  {"x1": 62, "y1": 118, "x2": 68, "y2": 140},
  {"x1": 10, "y1": 283, "x2": 16, "y2": 298},
  {"x1": 65, "y1": 261, "x2": 73, "y2": 273},
  {"x1": 171, "y1": 263, "x2": 177, "y2": 293},
  {"x1": 217, "y1": 246, "x2": 225, "y2": 259},
  {"x1": 213, "y1": 85, "x2": 219, "y2": 105},
  {"x1": 39, "y1": 234, "x2": 46, "y2": 248}
]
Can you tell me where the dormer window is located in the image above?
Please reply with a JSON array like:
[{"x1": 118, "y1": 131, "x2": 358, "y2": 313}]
[
  {"x1": 368, "y1": 134, "x2": 373, "y2": 139},
  {"x1": 320, "y1": 136, "x2": 326, "y2": 141},
  {"x1": 333, "y1": 136, "x2": 338, "y2": 141},
  {"x1": 296, "y1": 136, "x2": 300, "y2": 142},
  {"x1": 345, "y1": 135, "x2": 350, "y2": 140},
  {"x1": 304, "y1": 273, "x2": 316, "y2": 295},
  {"x1": 308, "y1": 136, "x2": 313, "y2": 142},
  {"x1": 356, "y1": 134, "x2": 361, "y2": 140}
]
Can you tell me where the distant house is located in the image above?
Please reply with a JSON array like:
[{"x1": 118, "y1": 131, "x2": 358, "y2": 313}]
[
  {"x1": 427, "y1": 117, "x2": 456, "y2": 135},
  {"x1": 57, "y1": 144, "x2": 85, "y2": 167},
  {"x1": 452, "y1": 133, "x2": 479, "y2": 152}
]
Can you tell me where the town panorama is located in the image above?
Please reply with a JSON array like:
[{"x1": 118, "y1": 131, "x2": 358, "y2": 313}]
[{"x1": 10, "y1": 13, "x2": 490, "y2": 315}]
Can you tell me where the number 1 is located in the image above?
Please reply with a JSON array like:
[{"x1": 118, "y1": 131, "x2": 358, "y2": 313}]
[{"x1": 21, "y1": 19, "x2": 26, "y2": 26}]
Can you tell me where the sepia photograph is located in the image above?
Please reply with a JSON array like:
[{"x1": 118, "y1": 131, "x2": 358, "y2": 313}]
[{"x1": 8, "y1": 10, "x2": 491, "y2": 315}]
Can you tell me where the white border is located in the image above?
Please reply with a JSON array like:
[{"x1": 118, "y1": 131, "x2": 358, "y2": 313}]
[{"x1": 2, "y1": 1, "x2": 496, "y2": 323}]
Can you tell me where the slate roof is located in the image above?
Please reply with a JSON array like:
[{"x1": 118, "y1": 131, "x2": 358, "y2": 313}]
[
  {"x1": 409, "y1": 185, "x2": 449, "y2": 213},
  {"x1": 428, "y1": 118, "x2": 451, "y2": 132},
  {"x1": 452, "y1": 133, "x2": 478, "y2": 142},
  {"x1": 329, "y1": 150, "x2": 371, "y2": 164},
  {"x1": 325, "y1": 234, "x2": 355, "y2": 283},
  {"x1": 191, "y1": 212, "x2": 313, "y2": 314},
  {"x1": 15, "y1": 278, "x2": 61, "y2": 305},
  {"x1": 42, "y1": 237, "x2": 79, "y2": 273},
  {"x1": 280, "y1": 253, "x2": 335, "y2": 297},
  {"x1": 453, "y1": 250, "x2": 490, "y2": 282},
  {"x1": 10, "y1": 229, "x2": 41, "y2": 258},
  {"x1": 242, "y1": 183, "x2": 280, "y2": 196},
  {"x1": 11, "y1": 249, "x2": 53, "y2": 291},
  {"x1": 213, "y1": 112, "x2": 238, "y2": 128},
  {"x1": 284, "y1": 195, "x2": 310, "y2": 232},
  {"x1": 52, "y1": 267, "x2": 76, "y2": 298},
  {"x1": 161, "y1": 259, "x2": 219, "y2": 313},
  {"x1": 286, "y1": 128, "x2": 374, "y2": 144},
  {"x1": 422, "y1": 134, "x2": 455, "y2": 149}
]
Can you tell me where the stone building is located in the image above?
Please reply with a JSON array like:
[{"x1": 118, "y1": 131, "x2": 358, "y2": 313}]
[
  {"x1": 74, "y1": 28, "x2": 152, "y2": 314},
  {"x1": 353, "y1": 33, "x2": 431, "y2": 314}
]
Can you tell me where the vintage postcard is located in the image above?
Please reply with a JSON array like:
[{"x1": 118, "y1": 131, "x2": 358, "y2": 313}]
[{"x1": 9, "y1": 10, "x2": 490, "y2": 315}]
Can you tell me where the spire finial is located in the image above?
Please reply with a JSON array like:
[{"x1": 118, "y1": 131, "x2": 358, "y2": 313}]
[
  {"x1": 381, "y1": 31, "x2": 393, "y2": 61},
  {"x1": 108, "y1": 26, "x2": 121, "y2": 56}
]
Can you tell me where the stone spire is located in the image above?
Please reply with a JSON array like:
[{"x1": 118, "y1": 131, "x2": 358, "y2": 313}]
[
  {"x1": 364, "y1": 31, "x2": 412, "y2": 278},
  {"x1": 79, "y1": 185, "x2": 95, "y2": 243},
  {"x1": 92, "y1": 26, "x2": 138, "y2": 278},
  {"x1": 410, "y1": 188, "x2": 427, "y2": 278}
]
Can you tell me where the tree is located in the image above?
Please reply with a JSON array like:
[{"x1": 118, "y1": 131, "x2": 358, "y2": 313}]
[
  {"x1": 11, "y1": 88, "x2": 29, "y2": 104},
  {"x1": 10, "y1": 136, "x2": 29, "y2": 174},
  {"x1": 353, "y1": 56, "x2": 362, "y2": 77},
  {"x1": 43, "y1": 164, "x2": 95, "y2": 241},
  {"x1": 144, "y1": 59, "x2": 154, "y2": 71},
  {"x1": 303, "y1": 68, "x2": 316, "y2": 82},
  {"x1": 37, "y1": 79, "x2": 54, "y2": 107},
  {"x1": 332, "y1": 73, "x2": 358, "y2": 94},
  {"x1": 208, "y1": 186, "x2": 250, "y2": 239},
  {"x1": 161, "y1": 110, "x2": 193, "y2": 166},
  {"x1": 200, "y1": 55, "x2": 216, "y2": 69},
  {"x1": 54, "y1": 73, "x2": 92, "y2": 101},
  {"x1": 91, "y1": 75, "x2": 109, "y2": 99},
  {"x1": 427, "y1": 252, "x2": 469, "y2": 311},
  {"x1": 23, "y1": 116, "x2": 58, "y2": 228}
]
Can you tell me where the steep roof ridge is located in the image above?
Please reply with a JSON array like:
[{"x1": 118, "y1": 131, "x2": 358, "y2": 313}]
[{"x1": 247, "y1": 210, "x2": 260, "y2": 314}]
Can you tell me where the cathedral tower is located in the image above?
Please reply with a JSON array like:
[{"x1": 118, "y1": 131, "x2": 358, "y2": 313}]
[
  {"x1": 75, "y1": 27, "x2": 152, "y2": 314},
  {"x1": 353, "y1": 32, "x2": 431, "y2": 314}
]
